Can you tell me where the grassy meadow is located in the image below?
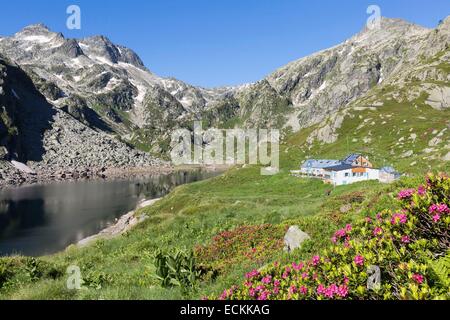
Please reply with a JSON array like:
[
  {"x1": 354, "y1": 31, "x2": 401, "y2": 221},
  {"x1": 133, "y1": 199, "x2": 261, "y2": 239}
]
[{"x1": 0, "y1": 88, "x2": 449, "y2": 299}]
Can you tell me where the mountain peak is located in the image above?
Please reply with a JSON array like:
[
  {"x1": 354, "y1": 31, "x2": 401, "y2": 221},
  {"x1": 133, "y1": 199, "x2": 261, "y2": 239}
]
[
  {"x1": 19, "y1": 23, "x2": 51, "y2": 34},
  {"x1": 83, "y1": 35, "x2": 113, "y2": 45},
  {"x1": 360, "y1": 16, "x2": 429, "y2": 34},
  {"x1": 351, "y1": 16, "x2": 429, "y2": 45},
  {"x1": 79, "y1": 35, "x2": 145, "y2": 68},
  {"x1": 438, "y1": 15, "x2": 450, "y2": 30}
]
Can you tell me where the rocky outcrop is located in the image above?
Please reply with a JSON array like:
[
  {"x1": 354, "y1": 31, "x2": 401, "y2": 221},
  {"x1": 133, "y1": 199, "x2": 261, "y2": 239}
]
[
  {"x1": 0, "y1": 24, "x2": 231, "y2": 153},
  {"x1": 307, "y1": 113, "x2": 346, "y2": 144},
  {"x1": 426, "y1": 86, "x2": 450, "y2": 110},
  {"x1": 284, "y1": 226, "x2": 311, "y2": 253},
  {"x1": 0, "y1": 54, "x2": 167, "y2": 188},
  {"x1": 0, "y1": 16, "x2": 449, "y2": 171}
]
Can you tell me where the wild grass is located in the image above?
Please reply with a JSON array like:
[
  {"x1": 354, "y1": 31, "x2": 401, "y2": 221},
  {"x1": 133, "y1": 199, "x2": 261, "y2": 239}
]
[{"x1": 0, "y1": 87, "x2": 448, "y2": 299}]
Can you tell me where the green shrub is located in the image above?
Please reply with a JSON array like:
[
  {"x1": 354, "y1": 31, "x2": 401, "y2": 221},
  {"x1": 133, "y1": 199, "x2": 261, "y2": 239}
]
[
  {"x1": 0, "y1": 261, "x2": 13, "y2": 288},
  {"x1": 154, "y1": 249, "x2": 202, "y2": 293},
  {"x1": 0, "y1": 257, "x2": 63, "y2": 291},
  {"x1": 215, "y1": 173, "x2": 450, "y2": 300},
  {"x1": 82, "y1": 270, "x2": 113, "y2": 290},
  {"x1": 194, "y1": 224, "x2": 286, "y2": 274},
  {"x1": 429, "y1": 252, "x2": 450, "y2": 288}
]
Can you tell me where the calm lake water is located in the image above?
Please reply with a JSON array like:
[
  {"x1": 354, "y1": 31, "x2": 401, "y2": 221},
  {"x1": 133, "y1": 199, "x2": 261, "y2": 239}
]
[{"x1": 0, "y1": 169, "x2": 221, "y2": 257}]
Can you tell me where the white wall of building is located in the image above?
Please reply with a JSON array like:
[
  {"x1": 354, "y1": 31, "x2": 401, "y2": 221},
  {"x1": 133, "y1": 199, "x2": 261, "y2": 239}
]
[{"x1": 328, "y1": 168, "x2": 380, "y2": 186}]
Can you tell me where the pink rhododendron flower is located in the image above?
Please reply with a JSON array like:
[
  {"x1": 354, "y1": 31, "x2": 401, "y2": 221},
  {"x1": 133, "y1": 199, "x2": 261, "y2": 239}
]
[
  {"x1": 256, "y1": 285, "x2": 265, "y2": 291},
  {"x1": 292, "y1": 262, "x2": 304, "y2": 271},
  {"x1": 301, "y1": 272, "x2": 309, "y2": 280},
  {"x1": 432, "y1": 214, "x2": 441, "y2": 223},
  {"x1": 221, "y1": 287, "x2": 235, "y2": 300},
  {"x1": 429, "y1": 204, "x2": 450, "y2": 215},
  {"x1": 335, "y1": 229, "x2": 346, "y2": 238},
  {"x1": 397, "y1": 189, "x2": 415, "y2": 200},
  {"x1": 365, "y1": 217, "x2": 372, "y2": 223},
  {"x1": 249, "y1": 288, "x2": 256, "y2": 297},
  {"x1": 258, "y1": 291, "x2": 269, "y2": 300},
  {"x1": 245, "y1": 269, "x2": 260, "y2": 279},
  {"x1": 300, "y1": 286, "x2": 308, "y2": 295},
  {"x1": 261, "y1": 275, "x2": 272, "y2": 284},
  {"x1": 354, "y1": 255, "x2": 364, "y2": 266},
  {"x1": 332, "y1": 226, "x2": 353, "y2": 244},
  {"x1": 337, "y1": 285, "x2": 349, "y2": 298},
  {"x1": 401, "y1": 235, "x2": 411, "y2": 243},
  {"x1": 325, "y1": 284, "x2": 338, "y2": 298},
  {"x1": 317, "y1": 284, "x2": 326, "y2": 295},
  {"x1": 417, "y1": 185, "x2": 426, "y2": 196},
  {"x1": 289, "y1": 285, "x2": 297, "y2": 294},
  {"x1": 219, "y1": 289, "x2": 228, "y2": 300},
  {"x1": 274, "y1": 279, "x2": 280, "y2": 287},
  {"x1": 312, "y1": 255, "x2": 321, "y2": 266},
  {"x1": 391, "y1": 213, "x2": 408, "y2": 225},
  {"x1": 317, "y1": 283, "x2": 349, "y2": 298},
  {"x1": 412, "y1": 274, "x2": 424, "y2": 284},
  {"x1": 373, "y1": 227, "x2": 383, "y2": 236},
  {"x1": 273, "y1": 287, "x2": 280, "y2": 294}
]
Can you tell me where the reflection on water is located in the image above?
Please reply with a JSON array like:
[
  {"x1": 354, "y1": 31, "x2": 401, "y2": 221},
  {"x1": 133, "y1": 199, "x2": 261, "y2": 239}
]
[{"x1": 0, "y1": 169, "x2": 221, "y2": 256}]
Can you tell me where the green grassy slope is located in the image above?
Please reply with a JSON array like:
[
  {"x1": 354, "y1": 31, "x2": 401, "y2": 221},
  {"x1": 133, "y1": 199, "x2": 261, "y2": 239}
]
[
  {"x1": 1, "y1": 71, "x2": 448, "y2": 299},
  {"x1": 283, "y1": 88, "x2": 450, "y2": 175},
  {"x1": 1, "y1": 130, "x2": 443, "y2": 300},
  {"x1": 0, "y1": 165, "x2": 403, "y2": 299}
]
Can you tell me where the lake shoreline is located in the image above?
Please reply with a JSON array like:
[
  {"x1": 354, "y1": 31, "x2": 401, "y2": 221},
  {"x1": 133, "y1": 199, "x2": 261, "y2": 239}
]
[
  {"x1": 73, "y1": 165, "x2": 229, "y2": 248},
  {"x1": 76, "y1": 198, "x2": 162, "y2": 248},
  {"x1": 0, "y1": 163, "x2": 230, "y2": 190},
  {"x1": 0, "y1": 165, "x2": 228, "y2": 257}
]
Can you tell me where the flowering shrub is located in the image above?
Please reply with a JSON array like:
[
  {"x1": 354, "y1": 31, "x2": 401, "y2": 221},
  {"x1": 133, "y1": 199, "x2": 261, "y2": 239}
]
[
  {"x1": 216, "y1": 173, "x2": 450, "y2": 300},
  {"x1": 195, "y1": 224, "x2": 286, "y2": 273}
]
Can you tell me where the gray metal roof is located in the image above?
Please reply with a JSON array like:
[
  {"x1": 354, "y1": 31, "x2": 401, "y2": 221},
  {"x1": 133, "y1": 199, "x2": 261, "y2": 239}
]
[
  {"x1": 323, "y1": 164, "x2": 354, "y2": 171},
  {"x1": 301, "y1": 159, "x2": 342, "y2": 169}
]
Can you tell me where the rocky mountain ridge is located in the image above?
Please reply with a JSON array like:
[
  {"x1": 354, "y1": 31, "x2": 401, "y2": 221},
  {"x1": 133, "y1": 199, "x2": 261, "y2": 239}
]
[
  {"x1": 0, "y1": 54, "x2": 166, "y2": 187},
  {"x1": 0, "y1": 16, "x2": 449, "y2": 186}
]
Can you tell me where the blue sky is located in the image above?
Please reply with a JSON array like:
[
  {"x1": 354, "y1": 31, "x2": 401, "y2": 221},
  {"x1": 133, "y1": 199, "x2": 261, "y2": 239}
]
[{"x1": 0, "y1": 0, "x2": 448, "y2": 87}]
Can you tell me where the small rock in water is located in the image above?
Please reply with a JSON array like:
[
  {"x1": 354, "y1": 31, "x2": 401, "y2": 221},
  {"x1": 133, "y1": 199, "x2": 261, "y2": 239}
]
[{"x1": 284, "y1": 225, "x2": 310, "y2": 253}]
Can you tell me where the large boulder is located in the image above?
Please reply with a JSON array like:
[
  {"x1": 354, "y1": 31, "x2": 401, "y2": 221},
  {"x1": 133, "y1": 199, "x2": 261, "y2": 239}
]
[
  {"x1": 283, "y1": 225, "x2": 310, "y2": 253},
  {"x1": 426, "y1": 86, "x2": 450, "y2": 110},
  {"x1": 0, "y1": 146, "x2": 7, "y2": 159},
  {"x1": 443, "y1": 152, "x2": 450, "y2": 162}
]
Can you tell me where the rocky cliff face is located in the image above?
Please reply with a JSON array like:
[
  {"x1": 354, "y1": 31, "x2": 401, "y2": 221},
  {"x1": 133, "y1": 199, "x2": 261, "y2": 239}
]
[
  {"x1": 0, "y1": 24, "x2": 233, "y2": 154},
  {"x1": 0, "y1": 54, "x2": 165, "y2": 185},
  {"x1": 0, "y1": 16, "x2": 448, "y2": 177},
  {"x1": 238, "y1": 18, "x2": 448, "y2": 132}
]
